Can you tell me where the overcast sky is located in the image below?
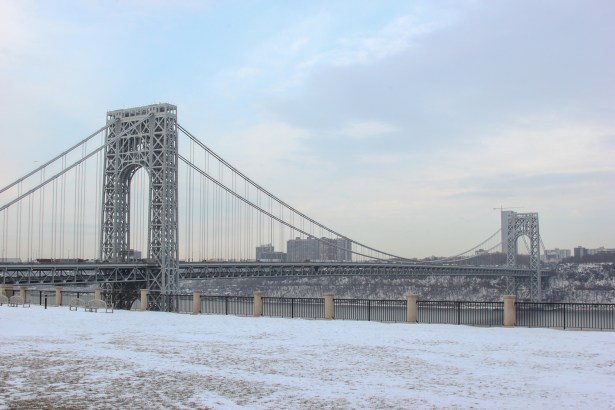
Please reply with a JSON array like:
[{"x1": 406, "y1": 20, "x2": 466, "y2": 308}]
[{"x1": 0, "y1": 0, "x2": 613, "y2": 258}]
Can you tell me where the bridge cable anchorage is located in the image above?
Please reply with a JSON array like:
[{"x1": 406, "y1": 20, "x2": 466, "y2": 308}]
[{"x1": 177, "y1": 124, "x2": 413, "y2": 262}]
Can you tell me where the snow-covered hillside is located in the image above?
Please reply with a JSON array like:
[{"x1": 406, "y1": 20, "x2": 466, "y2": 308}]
[{"x1": 184, "y1": 263, "x2": 615, "y2": 303}]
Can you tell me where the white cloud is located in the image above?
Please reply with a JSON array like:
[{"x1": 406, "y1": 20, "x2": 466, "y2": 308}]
[
  {"x1": 331, "y1": 15, "x2": 446, "y2": 66},
  {"x1": 339, "y1": 121, "x2": 398, "y2": 139},
  {"x1": 0, "y1": 1, "x2": 38, "y2": 64}
]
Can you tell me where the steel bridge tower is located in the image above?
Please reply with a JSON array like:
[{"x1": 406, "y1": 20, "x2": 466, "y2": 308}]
[
  {"x1": 100, "y1": 104, "x2": 179, "y2": 310},
  {"x1": 504, "y1": 211, "x2": 542, "y2": 301}
]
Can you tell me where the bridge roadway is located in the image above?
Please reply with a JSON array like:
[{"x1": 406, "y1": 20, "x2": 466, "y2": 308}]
[{"x1": 0, "y1": 261, "x2": 552, "y2": 285}]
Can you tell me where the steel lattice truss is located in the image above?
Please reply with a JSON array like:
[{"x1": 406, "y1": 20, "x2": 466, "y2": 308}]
[
  {"x1": 101, "y1": 104, "x2": 179, "y2": 309},
  {"x1": 505, "y1": 212, "x2": 541, "y2": 301},
  {"x1": 0, "y1": 261, "x2": 552, "y2": 285}
]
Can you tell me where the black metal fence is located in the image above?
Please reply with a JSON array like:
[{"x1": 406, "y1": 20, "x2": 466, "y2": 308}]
[
  {"x1": 418, "y1": 301, "x2": 504, "y2": 327},
  {"x1": 263, "y1": 297, "x2": 324, "y2": 319},
  {"x1": 27, "y1": 290, "x2": 56, "y2": 306},
  {"x1": 173, "y1": 294, "x2": 193, "y2": 313},
  {"x1": 5, "y1": 289, "x2": 615, "y2": 330},
  {"x1": 334, "y1": 299, "x2": 406, "y2": 322},
  {"x1": 201, "y1": 295, "x2": 254, "y2": 316},
  {"x1": 517, "y1": 302, "x2": 615, "y2": 330},
  {"x1": 22, "y1": 290, "x2": 95, "y2": 306}
]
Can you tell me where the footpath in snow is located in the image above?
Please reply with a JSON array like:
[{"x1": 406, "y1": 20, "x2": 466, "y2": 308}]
[{"x1": 1, "y1": 305, "x2": 614, "y2": 409}]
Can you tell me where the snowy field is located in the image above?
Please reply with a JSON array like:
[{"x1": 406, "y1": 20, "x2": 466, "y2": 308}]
[{"x1": 1, "y1": 306, "x2": 614, "y2": 410}]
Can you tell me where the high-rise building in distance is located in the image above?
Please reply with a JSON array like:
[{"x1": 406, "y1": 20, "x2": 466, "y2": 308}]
[{"x1": 286, "y1": 237, "x2": 352, "y2": 262}]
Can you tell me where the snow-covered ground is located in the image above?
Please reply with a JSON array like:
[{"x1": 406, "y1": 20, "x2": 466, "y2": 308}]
[{"x1": 1, "y1": 306, "x2": 614, "y2": 409}]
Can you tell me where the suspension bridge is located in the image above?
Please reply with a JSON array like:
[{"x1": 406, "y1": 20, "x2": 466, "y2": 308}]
[{"x1": 0, "y1": 104, "x2": 550, "y2": 309}]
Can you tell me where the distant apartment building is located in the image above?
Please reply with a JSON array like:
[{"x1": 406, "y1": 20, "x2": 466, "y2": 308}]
[
  {"x1": 574, "y1": 246, "x2": 589, "y2": 259},
  {"x1": 542, "y1": 248, "x2": 571, "y2": 263},
  {"x1": 287, "y1": 238, "x2": 320, "y2": 262},
  {"x1": 256, "y1": 244, "x2": 274, "y2": 260},
  {"x1": 286, "y1": 237, "x2": 352, "y2": 262},
  {"x1": 588, "y1": 246, "x2": 615, "y2": 255},
  {"x1": 255, "y1": 244, "x2": 287, "y2": 261},
  {"x1": 259, "y1": 251, "x2": 287, "y2": 262},
  {"x1": 573, "y1": 245, "x2": 615, "y2": 261}
]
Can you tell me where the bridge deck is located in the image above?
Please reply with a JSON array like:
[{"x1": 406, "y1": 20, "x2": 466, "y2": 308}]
[{"x1": 0, "y1": 262, "x2": 551, "y2": 285}]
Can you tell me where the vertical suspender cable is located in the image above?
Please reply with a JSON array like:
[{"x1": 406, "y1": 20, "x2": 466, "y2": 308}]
[
  {"x1": 39, "y1": 169, "x2": 45, "y2": 259},
  {"x1": 60, "y1": 155, "x2": 66, "y2": 258},
  {"x1": 94, "y1": 139, "x2": 101, "y2": 259},
  {"x1": 73, "y1": 155, "x2": 79, "y2": 259},
  {"x1": 28, "y1": 190, "x2": 33, "y2": 261},
  {"x1": 16, "y1": 183, "x2": 22, "y2": 260},
  {"x1": 1, "y1": 210, "x2": 6, "y2": 261},
  {"x1": 205, "y1": 151, "x2": 209, "y2": 260}
]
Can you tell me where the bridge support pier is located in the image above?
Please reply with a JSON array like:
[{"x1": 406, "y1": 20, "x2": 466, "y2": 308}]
[
  {"x1": 95, "y1": 287, "x2": 102, "y2": 300},
  {"x1": 19, "y1": 286, "x2": 27, "y2": 302},
  {"x1": 406, "y1": 294, "x2": 418, "y2": 323}
]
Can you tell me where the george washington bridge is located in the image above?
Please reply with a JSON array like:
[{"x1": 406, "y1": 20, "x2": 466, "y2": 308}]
[{"x1": 0, "y1": 104, "x2": 550, "y2": 309}]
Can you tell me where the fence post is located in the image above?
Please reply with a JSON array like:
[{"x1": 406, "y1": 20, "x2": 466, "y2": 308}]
[
  {"x1": 503, "y1": 295, "x2": 516, "y2": 327},
  {"x1": 55, "y1": 287, "x2": 63, "y2": 307},
  {"x1": 20, "y1": 286, "x2": 27, "y2": 302},
  {"x1": 0, "y1": 285, "x2": 12, "y2": 298},
  {"x1": 95, "y1": 287, "x2": 102, "y2": 300},
  {"x1": 193, "y1": 290, "x2": 201, "y2": 315},
  {"x1": 253, "y1": 291, "x2": 263, "y2": 317},
  {"x1": 140, "y1": 289, "x2": 148, "y2": 311},
  {"x1": 324, "y1": 293, "x2": 335, "y2": 320},
  {"x1": 406, "y1": 294, "x2": 418, "y2": 323}
]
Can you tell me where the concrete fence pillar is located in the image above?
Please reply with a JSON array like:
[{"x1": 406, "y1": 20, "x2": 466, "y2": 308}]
[
  {"x1": 193, "y1": 290, "x2": 201, "y2": 315},
  {"x1": 324, "y1": 293, "x2": 335, "y2": 320},
  {"x1": 406, "y1": 293, "x2": 418, "y2": 323},
  {"x1": 140, "y1": 289, "x2": 149, "y2": 311},
  {"x1": 55, "y1": 287, "x2": 63, "y2": 307},
  {"x1": 503, "y1": 295, "x2": 516, "y2": 327},
  {"x1": 20, "y1": 286, "x2": 27, "y2": 302},
  {"x1": 253, "y1": 291, "x2": 263, "y2": 317},
  {"x1": 0, "y1": 285, "x2": 11, "y2": 298}
]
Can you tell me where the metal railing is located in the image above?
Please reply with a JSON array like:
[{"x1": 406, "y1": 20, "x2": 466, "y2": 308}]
[
  {"x1": 334, "y1": 299, "x2": 407, "y2": 322},
  {"x1": 263, "y1": 297, "x2": 324, "y2": 319},
  {"x1": 173, "y1": 294, "x2": 193, "y2": 313},
  {"x1": 5, "y1": 289, "x2": 614, "y2": 330},
  {"x1": 21, "y1": 290, "x2": 95, "y2": 306},
  {"x1": 418, "y1": 301, "x2": 504, "y2": 326},
  {"x1": 26, "y1": 290, "x2": 56, "y2": 306},
  {"x1": 201, "y1": 295, "x2": 253, "y2": 316},
  {"x1": 517, "y1": 302, "x2": 615, "y2": 330}
]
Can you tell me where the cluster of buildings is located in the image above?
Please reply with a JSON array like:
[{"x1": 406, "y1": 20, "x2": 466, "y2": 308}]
[
  {"x1": 256, "y1": 237, "x2": 352, "y2": 262},
  {"x1": 573, "y1": 246, "x2": 615, "y2": 259},
  {"x1": 542, "y1": 246, "x2": 615, "y2": 263}
]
